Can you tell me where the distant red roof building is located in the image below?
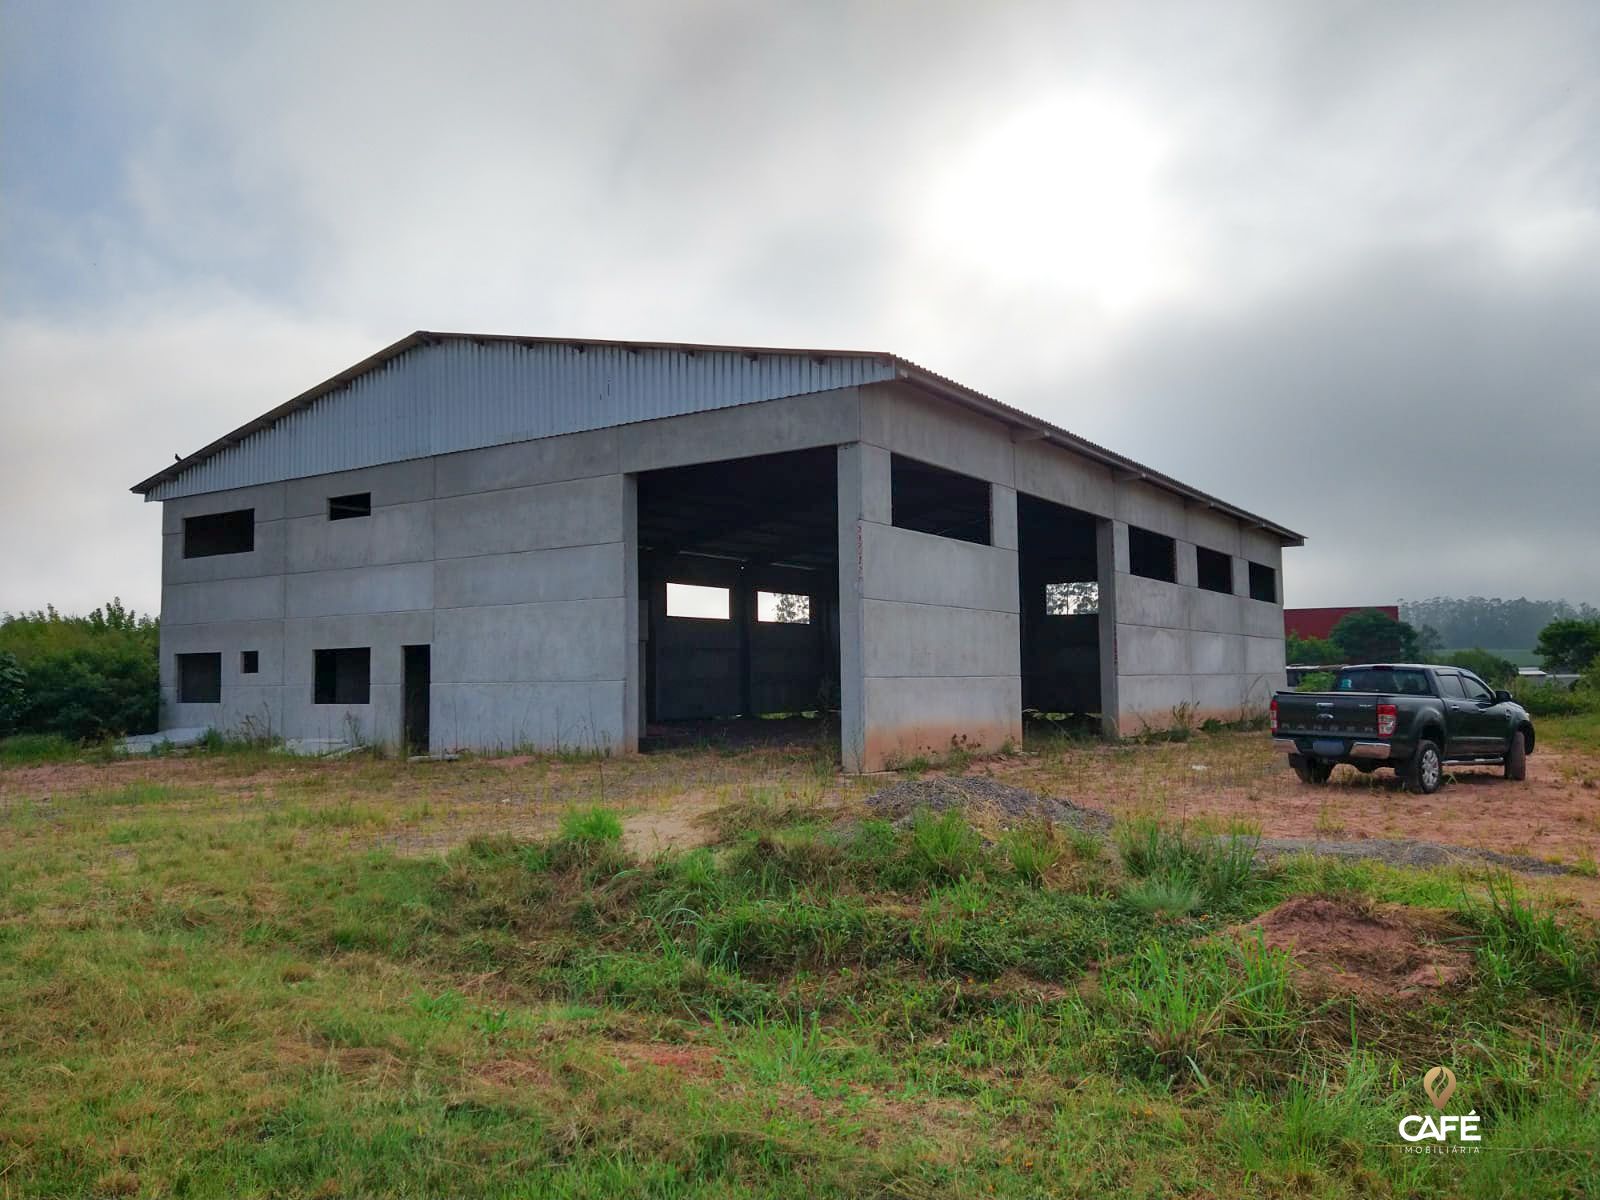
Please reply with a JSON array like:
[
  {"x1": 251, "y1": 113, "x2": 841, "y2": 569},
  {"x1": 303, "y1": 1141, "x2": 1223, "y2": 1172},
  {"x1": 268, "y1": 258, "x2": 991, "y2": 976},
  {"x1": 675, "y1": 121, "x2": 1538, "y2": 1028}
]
[{"x1": 1285, "y1": 606, "x2": 1399, "y2": 641}]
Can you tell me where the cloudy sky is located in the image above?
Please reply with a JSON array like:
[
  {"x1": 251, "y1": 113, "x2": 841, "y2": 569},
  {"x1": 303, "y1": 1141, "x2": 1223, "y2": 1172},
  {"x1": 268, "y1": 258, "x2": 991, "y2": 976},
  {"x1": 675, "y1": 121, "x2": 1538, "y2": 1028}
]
[{"x1": 2, "y1": 0, "x2": 1597, "y2": 617}]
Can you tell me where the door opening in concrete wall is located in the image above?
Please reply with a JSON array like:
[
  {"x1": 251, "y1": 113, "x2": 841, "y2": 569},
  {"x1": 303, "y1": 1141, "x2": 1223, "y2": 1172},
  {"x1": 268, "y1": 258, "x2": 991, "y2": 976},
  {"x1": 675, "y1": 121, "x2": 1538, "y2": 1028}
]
[
  {"x1": 402, "y1": 645, "x2": 430, "y2": 753},
  {"x1": 1018, "y1": 494, "x2": 1102, "y2": 728},
  {"x1": 890, "y1": 455, "x2": 991, "y2": 545},
  {"x1": 637, "y1": 447, "x2": 840, "y2": 752}
]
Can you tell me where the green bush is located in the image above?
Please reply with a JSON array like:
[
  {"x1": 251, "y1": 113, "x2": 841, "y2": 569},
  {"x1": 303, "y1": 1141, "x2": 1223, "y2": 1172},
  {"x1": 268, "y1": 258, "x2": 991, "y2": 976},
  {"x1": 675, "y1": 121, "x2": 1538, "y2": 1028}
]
[
  {"x1": 1285, "y1": 634, "x2": 1340, "y2": 666},
  {"x1": 0, "y1": 600, "x2": 159, "y2": 741},
  {"x1": 1444, "y1": 648, "x2": 1518, "y2": 686},
  {"x1": 1535, "y1": 618, "x2": 1600, "y2": 673},
  {"x1": 1294, "y1": 671, "x2": 1336, "y2": 692},
  {"x1": 1511, "y1": 682, "x2": 1597, "y2": 717}
]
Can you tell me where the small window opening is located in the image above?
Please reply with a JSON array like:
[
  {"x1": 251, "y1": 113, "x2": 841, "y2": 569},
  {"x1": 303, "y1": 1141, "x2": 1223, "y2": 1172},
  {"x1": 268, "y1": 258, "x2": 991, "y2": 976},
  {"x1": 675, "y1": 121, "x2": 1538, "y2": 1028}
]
[
  {"x1": 314, "y1": 647, "x2": 371, "y2": 704},
  {"x1": 176, "y1": 653, "x2": 222, "y2": 703},
  {"x1": 1128, "y1": 525, "x2": 1177, "y2": 583},
  {"x1": 1044, "y1": 582, "x2": 1099, "y2": 615},
  {"x1": 329, "y1": 492, "x2": 372, "y2": 520},
  {"x1": 1196, "y1": 546, "x2": 1233, "y2": 594},
  {"x1": 757, "y1": 592, "x2": 811, "y2": 624},
  {"x1": 1248, "y1": 561, "x2": 1278, "y2": 603},
  {"x1": 666, "y1": 583, "x2": 730, "y2": 620},
  {"x1": 240, "y1": 650, "x2": 259, "y2": 675},
  {"x1": 890, "y1": 455, "x2": 991, "y2": 546},
  {"x1": 183, "y1": 509, "x2": 254, "y2": 558}
]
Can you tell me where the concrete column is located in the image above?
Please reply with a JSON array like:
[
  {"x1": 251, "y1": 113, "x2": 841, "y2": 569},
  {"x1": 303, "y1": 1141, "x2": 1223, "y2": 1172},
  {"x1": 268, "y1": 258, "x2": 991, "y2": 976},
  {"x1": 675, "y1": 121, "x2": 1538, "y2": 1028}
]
[
  {"x1": 1176, "y1": 539, "x2": 1198, "y2": 588},
  {"x1": 1096, "y1": 518, "x2": 1121, "y2": 738},
  {"x1": 622, "y1": 474, "x2": 641, "y2": 752},
  {"x1": 991, "y1": 483, "x2": 1018, "y2": 551},
  {"x1": 837, "y1": 442, "x2": 890, "y2": 772},
  {"x1": 1231, "y1": 555, "x2": 1249, "y2": 598}
]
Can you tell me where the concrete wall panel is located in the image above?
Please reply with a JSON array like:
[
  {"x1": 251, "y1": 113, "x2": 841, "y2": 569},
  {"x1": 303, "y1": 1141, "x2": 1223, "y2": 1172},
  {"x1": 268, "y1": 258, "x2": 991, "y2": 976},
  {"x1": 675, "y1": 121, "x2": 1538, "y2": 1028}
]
[
  {"x1": 433, "y1": 599, "x2": 626, "y2": 684},
  {"x1": 435, "y1": 543, "x2": 624, "y2": 609},
  {"x1": 164, "y1": 577, "x2": 285, "y2": 626},
  {"x1": 432, "y1": 681, "x2": 626, "y2": 754},
  {"x1": 619, "y1": 388, "x2": 860, "y2": 474},
  {"x1": 284, "y1": 458, "x2": 435, "y2": 517},
  {"x1": 434, "y1": 474, "x2": 624, "y2": 558},
  {"x1": 435, "y1": 429, "x2": 619, "y2": 497},
  {"x1": 285, "y1": 562, "x2": 435, "y2": 618},
  {"x1": 1189, "y1": 631, "x2": 1247, "y2": 676},
  {"x1": 861, "y1": 383, "x2": 1014, "y2": 485},
  {"x1": 861, "y1": 675, "x2": 1021, "y2": 764},
  {"x1": 862, "y1": 600, "x2": 1019, "y2": 679},
  {"x1": 1115, "y1": 574, "x2": 1190, "y2": 629},
  {"x1": 1116, "y1": 624, "x2": 1191, "y2": 677},
  {"x1": 1014, "y1": 440, "x2": 1115, "y2": 517},
  {"x1": 860, "y1": 523, "x2": 1018, "y2": 613},
  {"x1": 285, "y1": 502, "x2": 434, "y2": 572}
]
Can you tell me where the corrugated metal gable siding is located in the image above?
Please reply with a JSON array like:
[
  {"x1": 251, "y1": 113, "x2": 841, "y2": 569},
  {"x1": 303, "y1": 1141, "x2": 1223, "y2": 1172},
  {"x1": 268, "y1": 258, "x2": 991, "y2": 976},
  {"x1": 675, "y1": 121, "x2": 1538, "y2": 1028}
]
[{"x1": 152, "y1": 341, "x2": 894, "y2": 500}]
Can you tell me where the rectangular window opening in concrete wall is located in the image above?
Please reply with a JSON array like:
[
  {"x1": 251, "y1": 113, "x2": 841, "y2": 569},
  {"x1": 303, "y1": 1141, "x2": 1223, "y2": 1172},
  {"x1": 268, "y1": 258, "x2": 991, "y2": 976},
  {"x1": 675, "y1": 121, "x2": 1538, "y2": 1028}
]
[
  {"x1": 1249, "y1": 561, "x2": 1278, "y2": 603},
  {"x1": 1044, "y1": 582, "x2": 1099, "y2": 615},
  {"x1": 1128, "y1": 525, "x2": 1177, "y2": 583},
  {"x1": 890, "y1": 455, "x2": 991, "y2": 545},
  {"x1": 637, "y1": 447, "x2": 840, "y2": 734},
  {"x1": 1019, "y1": 493, "x2": 1103, "y2": 722},
  {"x1": 666, "y1": 582, "x2": 730, "y2": 620},
  {"x1": 240, "y1": 650, "x2": 259, "y2": 675},
  {"x1": 1197, "y1": 546, "x2": 1233, "y2": 594},
  {"x1": 328, "y1": 492, "x2": 372, "y2": 520},
  {"x1": 758, "y1": 592, "x2": 811, "y2": 623},
  {"x1": 177, "y1": 653, "x2": 221, "y2": 703},
  {"x1": 313, "y1": 647, "x2": 370, "y2": 705},
  {"x1": 182, "y1": 509, "x2": 254, "y2": 558}
]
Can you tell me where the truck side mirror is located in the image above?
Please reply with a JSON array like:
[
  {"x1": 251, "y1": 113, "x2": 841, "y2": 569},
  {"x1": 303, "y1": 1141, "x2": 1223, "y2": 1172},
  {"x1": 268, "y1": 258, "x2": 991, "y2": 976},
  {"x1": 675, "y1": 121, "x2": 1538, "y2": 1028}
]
[{"x1": 1494, "y1": 689, "x2": 1512, "y2": 703}]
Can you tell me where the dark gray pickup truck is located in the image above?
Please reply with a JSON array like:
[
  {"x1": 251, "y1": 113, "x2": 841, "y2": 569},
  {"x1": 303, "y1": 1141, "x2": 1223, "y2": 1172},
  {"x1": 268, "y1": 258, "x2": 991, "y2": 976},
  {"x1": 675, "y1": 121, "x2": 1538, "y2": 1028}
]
[{"x1": 1271, "y1": 664, "x2": 1535, "y2": 794}]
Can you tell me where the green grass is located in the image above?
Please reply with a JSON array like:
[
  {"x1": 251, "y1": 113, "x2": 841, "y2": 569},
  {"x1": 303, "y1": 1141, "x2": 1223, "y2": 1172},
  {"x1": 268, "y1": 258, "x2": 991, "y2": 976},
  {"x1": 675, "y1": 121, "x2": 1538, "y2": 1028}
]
[
  {"x1": 0, "y1": 731, "x2": 79, "y2": 764},
  {"x1": 1, "y1": 760, "x2": 1598, "y2": 1197}
]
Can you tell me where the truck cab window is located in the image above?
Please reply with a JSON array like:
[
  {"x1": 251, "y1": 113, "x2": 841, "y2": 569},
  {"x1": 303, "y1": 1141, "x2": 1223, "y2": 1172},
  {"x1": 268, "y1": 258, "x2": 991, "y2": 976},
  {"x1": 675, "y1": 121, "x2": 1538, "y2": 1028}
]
[{"x1": 1460, "y1": 675, "x2": 1493, "y2": 702}]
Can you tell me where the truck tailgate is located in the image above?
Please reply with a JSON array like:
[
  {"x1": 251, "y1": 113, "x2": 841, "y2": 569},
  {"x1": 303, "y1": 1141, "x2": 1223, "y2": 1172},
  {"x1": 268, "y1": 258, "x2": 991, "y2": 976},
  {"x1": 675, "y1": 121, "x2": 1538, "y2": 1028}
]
[{"x1": 1274, "y1": 692, "x2": 1380, "y2": 737}]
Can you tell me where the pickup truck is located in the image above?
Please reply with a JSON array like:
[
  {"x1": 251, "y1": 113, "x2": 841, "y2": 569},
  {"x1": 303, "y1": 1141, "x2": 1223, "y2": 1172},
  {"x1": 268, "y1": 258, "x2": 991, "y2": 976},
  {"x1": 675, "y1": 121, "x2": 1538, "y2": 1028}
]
[{"x1": 1271, "y1": 664, "x2": 1535, "y2": 794}]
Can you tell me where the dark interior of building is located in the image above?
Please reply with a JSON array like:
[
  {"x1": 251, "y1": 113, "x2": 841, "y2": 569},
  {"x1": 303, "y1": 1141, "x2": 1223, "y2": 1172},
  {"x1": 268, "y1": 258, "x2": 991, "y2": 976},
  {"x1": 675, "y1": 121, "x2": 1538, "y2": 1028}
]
[
  {"x1": 1017, "y1": 493, "x2": 1102, "y2": 718},
  {"x1": 636, "y1": 448, "x2": 840, "y2": 746}
]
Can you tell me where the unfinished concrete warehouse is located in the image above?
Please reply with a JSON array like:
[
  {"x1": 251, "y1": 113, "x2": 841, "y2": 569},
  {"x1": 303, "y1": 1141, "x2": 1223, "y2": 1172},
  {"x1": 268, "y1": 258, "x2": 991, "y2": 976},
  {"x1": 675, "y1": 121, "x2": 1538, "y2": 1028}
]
[{"x1": 132, "y1": 333, "x2": 1302, "y2": 771}]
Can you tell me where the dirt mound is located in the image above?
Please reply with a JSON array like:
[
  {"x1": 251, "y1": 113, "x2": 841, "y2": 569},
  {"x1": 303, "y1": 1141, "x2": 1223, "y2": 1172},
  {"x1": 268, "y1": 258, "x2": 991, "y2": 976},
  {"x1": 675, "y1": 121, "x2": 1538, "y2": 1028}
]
[
  {"x1": 1245, "y1": 896, "x2": 1473, "y2": 1000},
  {"x1": 865, "y1": 776, "x2": 1113, "y2": 835}
]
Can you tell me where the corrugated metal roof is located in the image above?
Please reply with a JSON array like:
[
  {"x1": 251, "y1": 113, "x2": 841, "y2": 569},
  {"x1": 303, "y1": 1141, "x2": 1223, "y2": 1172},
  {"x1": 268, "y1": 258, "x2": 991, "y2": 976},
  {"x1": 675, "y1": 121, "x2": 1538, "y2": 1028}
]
[{"x1": 131, "y1": 330, "x2": 1303, "y2": 544}]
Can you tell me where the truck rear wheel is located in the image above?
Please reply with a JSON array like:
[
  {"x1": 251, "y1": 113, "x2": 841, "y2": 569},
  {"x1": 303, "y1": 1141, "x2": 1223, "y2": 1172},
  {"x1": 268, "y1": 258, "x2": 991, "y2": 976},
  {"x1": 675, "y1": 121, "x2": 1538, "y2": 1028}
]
[
  {"x1": 1504, "y1": 731, "x2": 1527, "y2": 781},
  {"x1": 1292, "y1": 757, "x2": 1333, "y2": 785},
  {"x1": 1407, "y1": 740, "x2": 1443, "y2": 795}
]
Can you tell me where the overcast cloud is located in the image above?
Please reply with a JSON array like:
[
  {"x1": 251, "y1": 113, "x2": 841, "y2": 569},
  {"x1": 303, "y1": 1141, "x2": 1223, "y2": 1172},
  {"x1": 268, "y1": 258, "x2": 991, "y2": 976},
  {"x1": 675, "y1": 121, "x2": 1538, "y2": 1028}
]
[{"x1": 2, "y1": 0, "x2": 1597, "y2": 615}]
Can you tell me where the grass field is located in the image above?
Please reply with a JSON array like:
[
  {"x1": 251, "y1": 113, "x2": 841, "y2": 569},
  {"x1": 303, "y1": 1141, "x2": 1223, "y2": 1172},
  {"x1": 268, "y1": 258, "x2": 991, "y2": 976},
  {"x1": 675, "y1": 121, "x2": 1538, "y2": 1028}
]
[{"x1": 2, "y1": 722, "x2": 1598, "y2": 1198}]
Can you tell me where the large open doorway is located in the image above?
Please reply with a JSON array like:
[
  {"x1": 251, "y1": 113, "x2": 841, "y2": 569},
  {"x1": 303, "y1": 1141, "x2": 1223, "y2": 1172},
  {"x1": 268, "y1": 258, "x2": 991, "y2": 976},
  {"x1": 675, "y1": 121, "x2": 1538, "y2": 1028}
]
[
  {"x1": 636, "y1": 447, "x2": 840, "y2": 754},
  {"x1": 1017, "y1": 494, "x2": 1104, "y2": 732}
]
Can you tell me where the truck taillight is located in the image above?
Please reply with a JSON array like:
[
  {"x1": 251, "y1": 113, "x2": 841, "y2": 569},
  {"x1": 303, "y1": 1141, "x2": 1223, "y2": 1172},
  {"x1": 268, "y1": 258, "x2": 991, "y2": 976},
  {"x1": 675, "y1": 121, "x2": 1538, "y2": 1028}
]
[
  {"x1": 1377, "y1": 703, "x2": 1397, "y2": 737},
  {"x1": 1270, "y1": 698, "x2": 1278, "y2": 732}
]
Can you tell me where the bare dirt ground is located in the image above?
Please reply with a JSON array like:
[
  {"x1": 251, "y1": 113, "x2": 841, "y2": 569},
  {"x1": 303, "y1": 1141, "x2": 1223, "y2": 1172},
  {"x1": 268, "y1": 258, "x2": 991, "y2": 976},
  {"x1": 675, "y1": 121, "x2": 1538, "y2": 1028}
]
[{"x1": 4, "y1": 726, "x2": 1596, "y2": 897}]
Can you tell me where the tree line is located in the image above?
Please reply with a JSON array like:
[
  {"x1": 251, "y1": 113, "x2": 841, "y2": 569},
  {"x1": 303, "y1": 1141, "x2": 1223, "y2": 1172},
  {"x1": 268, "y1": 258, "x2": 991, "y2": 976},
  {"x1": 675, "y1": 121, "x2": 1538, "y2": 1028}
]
[
  {"x1": 1399, "y1": 596, "x2": 1599, "y2": 652},
  {"x1": 0, "y1": 600, "x2": 159, "y2": 743}
]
